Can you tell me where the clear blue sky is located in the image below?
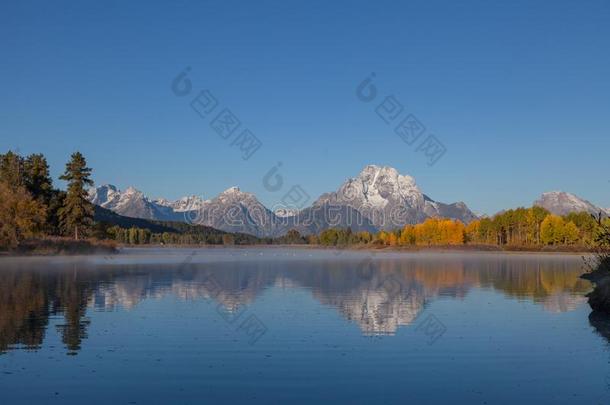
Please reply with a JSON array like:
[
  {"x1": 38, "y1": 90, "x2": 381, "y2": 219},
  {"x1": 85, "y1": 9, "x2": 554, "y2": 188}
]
[{"x1": 1, "y1": 0, "x2": 609, "y2": 215}]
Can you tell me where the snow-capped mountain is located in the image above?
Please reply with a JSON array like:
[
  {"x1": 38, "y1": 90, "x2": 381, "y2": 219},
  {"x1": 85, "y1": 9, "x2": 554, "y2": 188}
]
[
  {"x1": 89, "y1": 165, "x2": 477, "y2": 237},
  {"x1": 534, "y1": 191, "x2": 609, "y2": 216},
  {"x1": 88, "y1": 185, "x2": 190, "y2": 221},
  {"x1": 274, "y1": 207, "x2": 299, "y2": 218},
  {"x1": 154, "y1": 195, "x2": 206, "y2": 212},
  {"x1": 310, "y1": 165, "x2": 477, "y2": 229},
  {"x1": 423, "y1": 195, "x2": 478, "y2": 224},
  {"x1": 278, "y1": 203, "x2": 378, "y2": 236},
  {"x1": 192, "y1": 187, "x2": 277, "y2": 237},
  {"x1": 88, "y1": 184, "x2": 122, "y2": 207}
]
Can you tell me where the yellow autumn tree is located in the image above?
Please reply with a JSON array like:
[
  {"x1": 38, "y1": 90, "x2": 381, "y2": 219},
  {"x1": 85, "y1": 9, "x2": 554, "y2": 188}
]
[
  {"x1": 376, "y1": 230, "x2": 389, "y2": 245},
  {"x1": 465, "y1": 220, "x2": 481, "y2": 243},
  {"x1": 540, "y1": 215, "x2": 565, "y2": 245},
  {"x1": 562, "y1": 221, "x2": 580, "y2": 245},
  {"x1": 414, "y1": 218, "x2": 439, "y2": 245},
  {"x1": 409, "y1": 218, "x2": 465, "y2": 246},
  {"x1": 399, "y1": 225, "x2": 416, "y2": 245},
  {"x1": 439, "y1": 219, "x2": 465, "y2": 245},
  {"x1": 387, "y1": 232, "x2": 398, "y2": 246},
  {"x1": 0, "y1": 182, "x2": 46, "y2": 249}
]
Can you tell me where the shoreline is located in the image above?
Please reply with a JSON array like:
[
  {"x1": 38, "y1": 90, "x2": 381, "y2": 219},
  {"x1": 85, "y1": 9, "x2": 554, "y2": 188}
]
[
  {"x1": 1, "y1": 240, "x2": 597, "y2": 257},
  {"x1": 0, "y1": 238, "x2": 117, "y2": 257},
  {"x1": 116, "y1": 243, "x2": 593, "y2": 256}
]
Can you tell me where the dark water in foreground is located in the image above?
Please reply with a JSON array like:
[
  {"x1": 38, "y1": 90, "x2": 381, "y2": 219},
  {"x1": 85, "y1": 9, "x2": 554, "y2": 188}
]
[{"x1": 0, "y1": 248, "x2": 608, "y2": 404}]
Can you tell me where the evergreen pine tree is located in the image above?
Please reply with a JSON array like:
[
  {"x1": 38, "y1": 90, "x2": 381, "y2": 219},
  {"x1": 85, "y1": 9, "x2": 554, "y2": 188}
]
[
  {"x1": 59, "y1": 152, "x2": 94, "y2": 240},
  {"x1": 0, "y1": 150, "x2": 25, "y2": 189},
  {"x1": 24, "y1": 153, "x2": 53, "y2": 205}
]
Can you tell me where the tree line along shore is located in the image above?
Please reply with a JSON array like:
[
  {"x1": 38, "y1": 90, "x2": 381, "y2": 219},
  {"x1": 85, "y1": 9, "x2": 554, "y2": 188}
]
[{"x1": 1, "y1": 149, "x2": 609, "y2": 255}]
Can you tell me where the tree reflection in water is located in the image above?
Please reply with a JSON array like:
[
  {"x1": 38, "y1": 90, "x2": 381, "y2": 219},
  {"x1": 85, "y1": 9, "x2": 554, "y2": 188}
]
[{"x1": 0, "y1": 252, "x2": 591, "y2": 354}]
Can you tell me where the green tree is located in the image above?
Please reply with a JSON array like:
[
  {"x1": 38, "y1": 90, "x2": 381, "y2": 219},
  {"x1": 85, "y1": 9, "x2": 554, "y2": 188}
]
[
  {"x1": 280, "y1": 229, "x2": 305, "y2": 244},
  {"x1": 24, "y1": 154, "x2": 53, "y2": 205},
  {"x1": 59, "y1": 152, "x2": 94, "y2": 240},
  {"x1": 0, "y1": 151, "x2": 25, "y2": 189},
  {"x1": 564, "y1": 212, "x2": 598, "y2": 244},
  {"x1": 319, "y1": 229, "x2": 339, "y2": 245},
  {"x1": 46, "y1": 190, "x2": 66, "y2": 235}
]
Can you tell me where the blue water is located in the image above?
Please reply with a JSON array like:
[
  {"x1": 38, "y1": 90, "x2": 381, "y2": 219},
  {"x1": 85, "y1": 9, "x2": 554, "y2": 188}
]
[{"x1": 0, "y1": 248, "x2": 608, "y2": 404}]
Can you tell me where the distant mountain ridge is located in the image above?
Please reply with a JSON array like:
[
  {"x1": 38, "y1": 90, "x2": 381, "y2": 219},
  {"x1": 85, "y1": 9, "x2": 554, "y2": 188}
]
[
  {"x1": 154, "y1": 195, "x2": 206, "y2": 212},
  {"x1": 87, "y1": 165, "x2": 479, "y2": 237},
  {"x1": 89, "y1": 184, "x2": 206, "y2": 222},
  {"x1": 534, "y1": 191, "x2": 609, "y2": 216},
  {"x1": 194, "y1": 186, "x2": 277, "y2": 238},
  {"x1": 93, "y1": 205, "x2": 261, "y2": 244},
  {"x1": 306, "y1": 165, "x2": 477, "y2": 230}
]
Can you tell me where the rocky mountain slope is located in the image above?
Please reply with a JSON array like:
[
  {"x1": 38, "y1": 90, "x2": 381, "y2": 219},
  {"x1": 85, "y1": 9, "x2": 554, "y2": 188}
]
[
  {"x1": 310, "y1": 165, "x2": 477, "y2": 230},
  {"x1": 89, "y1": 184, "x2": 204, "y2": 222},
  {"x1": 88, "y1": 165, "x2": 478, "y2": 237},
  {"x1": 194, "y1": 187, "x2": 277, "y2": 238},
  {"x1": 534, "y1": 191, "x2": 609, "y2": 216}
]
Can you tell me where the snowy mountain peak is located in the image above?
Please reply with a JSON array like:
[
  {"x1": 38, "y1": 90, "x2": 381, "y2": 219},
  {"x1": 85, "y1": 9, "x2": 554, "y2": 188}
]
[
  {"x1": 222, "y1": 186, "x2": 241, "y2": 194},
  {"x1": 101, "y1": 184, "x2": 118, "y2": 192},
  {"x1": 88, "y1": 184, "x2": 121, "y2": 206},
  {"x1": 534, "y1": 191, "x2": 608, "y2": 216},
  {"x1": 359, "y1": 164, "x2": 412, "y2": 183},
  {"x1": 322, "y1": 164, "x2": 422, "y2": 211},
  {"x1": 88, "y1": 185, "x2": 201, "y2": 221},
  {"x1": 313, "y1": 164, "x2": 476, "y2": 228},
  {"x1": 356, "y1": 165, "x2": 416, "y2": 188},
  {"x1": 154, "y1": 195, "x2": 206, "y2": 212},
  {"x1": 88, "y1": 164, "x2": 478, "y2": 236},
  {"x1": 124, "y1": 186, "x2": 143, "y2": 196},
  {"x1": 153, "y1": 197, "x2": 171, "y2": 207},
  {"x1": 172, "y1": 195, "x2": 206, "y2": 212},
  {"x1": 218, "y1": 186, "x2": 255, "y2": 202},
  {"x1": 357, "y1": 165, "x2": 419, "y2": 205},
  {"x1": 274, "y1": 208, "x2": 299, "y2": 218}
]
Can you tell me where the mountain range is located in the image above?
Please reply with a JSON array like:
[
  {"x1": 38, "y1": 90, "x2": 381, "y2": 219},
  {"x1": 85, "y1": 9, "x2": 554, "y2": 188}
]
[
  {"x1": 88, "y1": 165, "x2": 608, "y2": 237},
  {"x1": 534, "y1": 191, "x2": 609, "y2": 217}
]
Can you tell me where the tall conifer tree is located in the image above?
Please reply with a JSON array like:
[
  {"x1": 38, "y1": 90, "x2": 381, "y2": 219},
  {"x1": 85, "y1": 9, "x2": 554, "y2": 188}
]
[
  {"x1": 0, "y1": 151, "x2": 25, "y2": 189},
  {"x1": 59, "y1": 152, "x2": 94, "y2": 240},
  {"x1": 24, "y1": 153, "x2": 53, "y2": 205}
]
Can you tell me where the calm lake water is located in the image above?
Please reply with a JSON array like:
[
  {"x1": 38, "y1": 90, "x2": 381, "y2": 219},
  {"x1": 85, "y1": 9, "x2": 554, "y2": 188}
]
[{"x1": 0, "y1": 248, "x2": 609, "y2": 404}]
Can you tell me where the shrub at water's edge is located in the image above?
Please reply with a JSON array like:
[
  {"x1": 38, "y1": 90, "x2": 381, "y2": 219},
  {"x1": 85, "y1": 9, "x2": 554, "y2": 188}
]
[
  {"x1": 14, "y1": 237, "x2": 117, "y2": 255},
  {"x1": 581, "y1": 214, "x2": 610, "y2": 313}
]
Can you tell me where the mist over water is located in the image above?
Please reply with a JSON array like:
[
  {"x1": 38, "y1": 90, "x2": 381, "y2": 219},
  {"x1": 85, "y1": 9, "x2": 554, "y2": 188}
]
[{"x1": 0, "y1": 248, "x2": 608, "y2": 404}]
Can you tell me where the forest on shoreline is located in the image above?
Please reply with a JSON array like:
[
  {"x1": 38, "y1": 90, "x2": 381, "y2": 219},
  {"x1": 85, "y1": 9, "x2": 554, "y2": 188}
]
[{"x1": 1, "y1": 149, "x2": 609, "y2": 254}]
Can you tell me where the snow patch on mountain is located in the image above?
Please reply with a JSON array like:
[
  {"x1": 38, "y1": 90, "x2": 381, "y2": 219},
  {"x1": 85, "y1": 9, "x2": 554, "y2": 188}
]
[
  {"x1": 274, "y1": 208, "x2": 299, "y2": 218},
  {"x1": 318, "y1": 165, "x2": 423, "y2": 210},
  {"x1": 315, "y1": 165, "x2": 476, "y2": 228},
  {"x1": 534, "y1": 191, "x2": 609, "y2": 216},
  {"x1": 195, "y1": 186, "x2": 277, "y2": 237},
  {"x1": 88, "y1": 165, "x2": 478, "y2": 236},
  {"x1": 88, "y1": 185, "x2": 196, "y2": 221},
  {"x1": 154, "y1": 195, "x2": 206, "y2": 212}
]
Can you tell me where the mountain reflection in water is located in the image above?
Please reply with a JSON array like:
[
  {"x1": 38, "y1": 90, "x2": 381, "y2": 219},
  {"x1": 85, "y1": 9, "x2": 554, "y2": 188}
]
[{"x1": 0, "y1": 249, "x2": 591, "y2": 354}]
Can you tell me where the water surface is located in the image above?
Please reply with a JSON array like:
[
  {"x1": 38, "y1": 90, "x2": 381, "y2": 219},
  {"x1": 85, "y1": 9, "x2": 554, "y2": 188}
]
[{"x1": 0, "y1": 248, "x2": 608, "y2": 404}]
